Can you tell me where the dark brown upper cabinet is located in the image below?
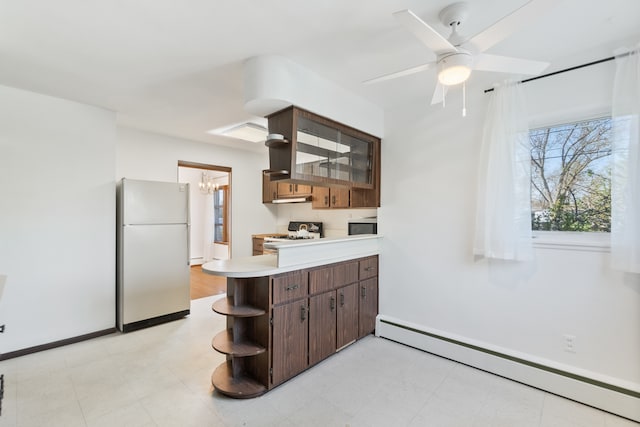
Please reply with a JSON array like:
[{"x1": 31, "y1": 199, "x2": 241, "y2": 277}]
[
  {"x1": 311, "y1": 186, "x2": 350, "y2": 209},
  {"x1": 265, "y1": 106, "x2": 380, "y2": 207},
  {"x1": 262, "y1": 173, "x2": 312, "y2": 203}
]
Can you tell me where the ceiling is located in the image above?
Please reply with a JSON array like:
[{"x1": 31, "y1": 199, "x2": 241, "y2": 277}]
[{"x1": 1, "y1": 0, "x2": 638, "y2": 152}]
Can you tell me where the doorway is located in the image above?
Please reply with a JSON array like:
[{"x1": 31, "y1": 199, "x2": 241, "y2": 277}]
[{"x1": 178, "y1": 161, "x2": 231, "y2": 299}]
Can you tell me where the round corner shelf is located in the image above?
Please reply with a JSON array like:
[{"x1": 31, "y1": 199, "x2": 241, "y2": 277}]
[
  {"x1": 211, "y1": 361, "x2": 267, "y2": 399},
  {"x1": 212, "y1": 329, "x2": 266, "y2": 356},
  {"x1": 265, "y1": 137, "x2": 289, "y2": 148},
  {"x1": 212, "y1": 297, "x2": 266, "y2": 317}
]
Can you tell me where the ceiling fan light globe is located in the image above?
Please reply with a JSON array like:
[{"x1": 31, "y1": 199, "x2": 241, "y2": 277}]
[
  {"x1": 437, "y1": 52, "x2": 472, "y2": 85},
  {"x1": 438, "y1": 65, "x2": 471, "y2": 85}
]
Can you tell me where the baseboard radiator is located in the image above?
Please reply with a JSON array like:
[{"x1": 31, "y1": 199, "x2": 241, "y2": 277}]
[{"x1": 376, "y1": 315, "x2": 640, "y2": 422}]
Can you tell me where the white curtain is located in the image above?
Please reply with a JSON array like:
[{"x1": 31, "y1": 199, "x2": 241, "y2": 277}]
[
  {"x1": 474, "y1": 81, "x2": 532, "y2": 261},
  {"x1": 611, "y1": 44, "x2": 640, "y2": 273}
]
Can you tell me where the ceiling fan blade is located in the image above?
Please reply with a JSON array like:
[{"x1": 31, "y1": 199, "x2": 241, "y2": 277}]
[
  {"x1": 393, "y1": 9, "x2": 457, "y2": 55},
  {"x1": 431, "y1": 83, "x2": 449, "y2": 105},
  {"x1": 467, "y1": 0, "x2": 558, "y2": 53},
  {"x1": 474, "y1": 53, "x2": 549, "y2": 76},
  {"x1": 363, "y1": 62, "x2": 436, "y2": 85}
]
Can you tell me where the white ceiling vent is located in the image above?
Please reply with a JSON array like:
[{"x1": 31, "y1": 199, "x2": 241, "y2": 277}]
[{"x1": 208, "y1": 122, "x2": 268, "y2": 143}]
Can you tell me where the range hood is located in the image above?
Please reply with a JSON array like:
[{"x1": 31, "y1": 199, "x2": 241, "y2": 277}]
[{"x1": 271, "y1": 196, "x2": 311, "y2": 204}]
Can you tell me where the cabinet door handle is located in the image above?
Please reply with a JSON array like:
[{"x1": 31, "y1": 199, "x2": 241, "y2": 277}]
[
  {"x1": 273, "y1": 191, "x2": 277, "y2": 199},
  {"x1": 300, "y1": 305, "x2": 307, "y2": 321},
  {"x1": 330, "y1": 296, "x2": 335, "y2": 311},
  {"x1": 361, "y1": 285, "x2": 367, "y2": 298},
  {"x1": 332, "y1": 195, "x2": 336, "y2": 205},
  {"x1": 294, "y1": 184, "x2": 298, "y2": 192},
  {"x1": 285, "y1": 284, "x2": 299, "y2": 291},
  {"x1": 339, "y1": 292, "x2": 345, "y2": 307},
  {"x1": 289, "y1": 184, "x2": 293, "y2": 192},
  {"x1": 324, "y1": 195, "x2": 329, "y2": 206},
  {"x1": 364, "y1": 266, "x2": 373, "y2": 272}
]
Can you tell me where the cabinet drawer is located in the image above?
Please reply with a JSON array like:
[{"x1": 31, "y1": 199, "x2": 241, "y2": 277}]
[
  {"x1": 359, "y1": 256, "x2": 378, "y2": 280},
  {"x1": 333, "y1": 261, "x2": 359, "y2": 288},
  {"x1": 272, "y1": 271, "x2": 308, "y2": 305},
  {"x1": 309, "y1": 266, "x2": 334, "y2": 295}
]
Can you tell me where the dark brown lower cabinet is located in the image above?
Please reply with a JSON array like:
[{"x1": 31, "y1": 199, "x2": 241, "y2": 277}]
[
  {"x1": 358, "y1": 277, "x2": 378, "y2": 338},
  {"x1": 212, "y1": 255, "x2": 378, "y2": 398},
  {"x1": 337, "y1": 283, "x2": 359, "y2": 349},
  {"x1": 271, "y1": 300, "x2": 308, "y2": 386},
  {"x1": 309, "y1": 292, "x2": 337, "y2": 366}
]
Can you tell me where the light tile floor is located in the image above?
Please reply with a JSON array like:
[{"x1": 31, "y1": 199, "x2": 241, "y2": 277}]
[{"x1": 0, "y1": 295, "x2": 637, "y2": 427}]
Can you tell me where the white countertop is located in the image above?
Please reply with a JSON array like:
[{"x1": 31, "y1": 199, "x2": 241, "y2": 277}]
[
  {"x1": 262, "y1": 234, "x2": 378, "y2": 250},
  {"x1": 202, "y1": 234, "x2": 381, "y2": 278}
]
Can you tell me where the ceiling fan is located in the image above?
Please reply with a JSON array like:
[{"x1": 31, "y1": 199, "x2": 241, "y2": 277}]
[{"x1": 365, "y1": 1, "x2": 556, "y2": 105}]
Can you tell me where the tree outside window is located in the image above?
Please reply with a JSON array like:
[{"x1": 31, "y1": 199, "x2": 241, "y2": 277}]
[
  {"x1": 214, "y1": 185, "x2": 229, "y2": 243},
  {"x1": 530, "y1": 117, "x2": 612, "y2": 232}
]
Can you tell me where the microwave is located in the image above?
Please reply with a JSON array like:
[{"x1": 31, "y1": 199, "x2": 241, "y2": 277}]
[{"x1": 348, "y1": 218, "x2": 377, "y2": 235}]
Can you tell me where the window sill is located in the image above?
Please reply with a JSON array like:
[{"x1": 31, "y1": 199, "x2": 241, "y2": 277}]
[{"x1": 532, "y1": 231, "x2": 610, "y2": 252}]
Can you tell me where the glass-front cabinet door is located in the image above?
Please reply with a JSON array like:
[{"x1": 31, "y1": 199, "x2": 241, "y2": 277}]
[
  {"x1": 294, "y1": 111, "x2": 375, "y2": 188},
  {"x1": 266, "y1": 106, "x2": 380, "y2": 202}
]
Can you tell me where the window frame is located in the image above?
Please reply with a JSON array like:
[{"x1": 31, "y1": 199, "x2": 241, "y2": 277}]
[
  {"x1": 213, "y1": 184, "x2": 229, "y2": 244},
  {"x1": 528, "y1": 116, "x2": 613, "y2": 251},
  {"x1": 532, "y1": 230, "x2": 610, "y2": 251}
]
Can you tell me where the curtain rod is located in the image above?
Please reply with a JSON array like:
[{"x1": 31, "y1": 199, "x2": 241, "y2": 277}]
[{"x1": 483, "y1": 55, "x2": 618, "y2": 93}]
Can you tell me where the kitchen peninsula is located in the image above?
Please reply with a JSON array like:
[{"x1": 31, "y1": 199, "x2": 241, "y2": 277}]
[{"x1": 202, "y1": 235, "x2": 381, "y2": 398}]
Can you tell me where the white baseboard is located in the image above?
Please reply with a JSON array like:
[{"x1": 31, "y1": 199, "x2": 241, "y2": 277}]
[{"x1": 376, "y1": 315, "x2": 640, "y2": 422}]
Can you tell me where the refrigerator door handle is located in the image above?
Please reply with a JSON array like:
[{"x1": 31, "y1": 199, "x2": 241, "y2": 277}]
[
  {"x1": 186, "y1": 182, "x2": 191, "y2": 266},
  {"x1": 186, "y1": 223, "x2": 191, "y2": 266}
]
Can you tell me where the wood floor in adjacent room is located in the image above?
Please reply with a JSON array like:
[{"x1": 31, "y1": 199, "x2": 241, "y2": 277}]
[{"x1": 190, "y1": 265, "x2": 226, "y2": 300}]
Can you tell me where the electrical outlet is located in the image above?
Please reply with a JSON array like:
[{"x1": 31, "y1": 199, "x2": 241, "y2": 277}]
[{"x1": 563, "y1": 334, "x2": 576, "y2": 353}]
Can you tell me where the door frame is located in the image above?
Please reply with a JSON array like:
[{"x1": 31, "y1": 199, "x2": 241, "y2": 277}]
[{"x1": 177, "y1": 160, "x2": 232, "y2": 261}]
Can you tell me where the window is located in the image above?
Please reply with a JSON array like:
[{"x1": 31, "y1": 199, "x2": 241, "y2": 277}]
[
  {"x1": 530, "y1": 117, "x2": 612, "y2": 232},
  {"x1": 214, "y1": 185, "x2": 229, "y2": 243}
]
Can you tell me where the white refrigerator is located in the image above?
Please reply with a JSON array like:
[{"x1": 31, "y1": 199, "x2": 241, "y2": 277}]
[{"x1": 117, "y1": 178, "x2": 191, "y2": 332}]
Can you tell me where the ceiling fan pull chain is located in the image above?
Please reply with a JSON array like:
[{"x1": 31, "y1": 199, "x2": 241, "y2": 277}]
[
  {"x1": 442, "y1": 84, "x2": 446, "y2": 108},
  {"x1": 462, "y1": 81, "x2": 467, "y2": 117}
]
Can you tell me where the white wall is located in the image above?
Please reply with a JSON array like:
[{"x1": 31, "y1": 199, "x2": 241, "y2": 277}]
[
  {"x1": 116, "y1": 127, "x2": 277, "y2": 258},
  {"x1": 379, "y1": 57, "x2": 640, "y2": 405},
  {"x1": 0, "y1": 85, "x2": 116, "y2": 353}
]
